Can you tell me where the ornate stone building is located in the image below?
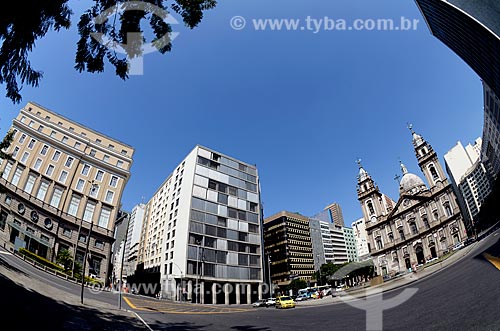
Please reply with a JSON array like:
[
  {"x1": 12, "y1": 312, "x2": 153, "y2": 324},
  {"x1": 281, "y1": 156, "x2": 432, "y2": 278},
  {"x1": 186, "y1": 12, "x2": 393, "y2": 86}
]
[{"x1": 357, "y1": 128, "x2": 467, "y2": 276}]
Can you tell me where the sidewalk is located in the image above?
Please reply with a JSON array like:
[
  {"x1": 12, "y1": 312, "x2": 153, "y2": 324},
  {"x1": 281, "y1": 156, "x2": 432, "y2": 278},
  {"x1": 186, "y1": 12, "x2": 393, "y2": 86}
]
[{"x1": 297, "y1": 240, "x2": 478, "y2": 307}]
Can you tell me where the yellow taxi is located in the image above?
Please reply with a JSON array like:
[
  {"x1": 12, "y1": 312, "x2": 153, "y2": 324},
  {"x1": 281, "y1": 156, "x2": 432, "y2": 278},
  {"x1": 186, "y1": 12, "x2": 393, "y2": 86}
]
[{"x1": 275, "y1": 296, "x2": 296, "y2": 309}]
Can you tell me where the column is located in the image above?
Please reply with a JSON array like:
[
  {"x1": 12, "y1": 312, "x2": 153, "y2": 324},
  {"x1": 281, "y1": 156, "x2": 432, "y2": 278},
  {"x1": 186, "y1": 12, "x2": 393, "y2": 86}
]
[
  {"x1": 212, "y1": 283, "x2": 218, "y2": 304},
  {"x1": 200, "y1": 282, "x2": 205, "y2": 304},
  {"x1": 235, "y1": 284, "x2": 240, "y2": 305},
  {"x1": 258, "y1": 283, "x2": 263, "y2": 300},
  {"x1": 224, "y1": 283, "x2": 230, "y2": 305},
  {"x1": 187, "y1": 280, "x2": 193, "y2": 301},
  {"x1": 247, "y1": 284, "x2": 251, "y2": 304}
]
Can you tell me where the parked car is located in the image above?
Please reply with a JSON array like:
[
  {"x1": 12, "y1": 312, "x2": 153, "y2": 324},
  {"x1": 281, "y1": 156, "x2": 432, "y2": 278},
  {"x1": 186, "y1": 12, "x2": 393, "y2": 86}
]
[
  {"x1": 295, "y1": 294, "x2": 309, "y2": 301},
  {"x1": 252, "y1": 299, "x2": 267, "y2": 308},
  {"x1": 463, "y1": 237, "x2": 476, "y2": 246},
  {"x1": 265, "y1": 297, "x2": 276, "y2": 307},
  {"x1": 275, "y1": 296, "x2": 296, "y2": 309},
  {"x1": 452, "y1": 242, "x2": 464, "y2": 251}
]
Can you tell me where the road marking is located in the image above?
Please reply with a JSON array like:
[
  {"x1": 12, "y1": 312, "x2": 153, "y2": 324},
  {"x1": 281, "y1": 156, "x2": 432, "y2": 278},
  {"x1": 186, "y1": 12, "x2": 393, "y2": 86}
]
[
  {"x1": 124, "y1": 296, "x2": 251, "y2": 314},
  {"x1": 483, "y1": 253, "x2": 500, "y2": 270},
  {"x1": 0, "y1": 251, "x2": 12, "y2": 255},
  {"x1": 124, "y1": 296, "x2": 137, "y2": 309}
]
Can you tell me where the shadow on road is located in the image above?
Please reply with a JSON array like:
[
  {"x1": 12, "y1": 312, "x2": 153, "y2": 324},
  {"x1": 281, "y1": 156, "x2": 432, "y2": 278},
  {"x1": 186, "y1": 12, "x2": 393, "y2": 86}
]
[
  {"x1": 147, "y1": 321, "x2": 211, "y2": 330},
  {"x1": 0, "y1": 255, "x2": 29, "y2": 276},
  {"x1": 0, "y1": 273, "x2": 148, "y2": 330},
  {"x1": 231, "y1": 326, "x2": 272, "y2": 331}
]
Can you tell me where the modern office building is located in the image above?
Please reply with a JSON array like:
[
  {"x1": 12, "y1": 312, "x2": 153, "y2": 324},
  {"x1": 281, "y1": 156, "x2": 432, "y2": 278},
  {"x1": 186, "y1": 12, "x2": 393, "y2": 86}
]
[
  {"x1": 123, "y1": 203, "x2": 146, "y2": 277},
  {"x1": 343, "y1": 227, "x2": 358, "y2": 262},
  {"x1": 111, "y1": 210, "x2": 130, "y2": 284},
  {"x1": 324, "y1": 202, "x2": 345, "y2": 227},
  {"x1": 352, "y1": 217, "x2": 370, "y2": 260},
  {"x1": 359, "y1": 128, "x2": 466, "y2": 276},
  {"x1": 414, "y1": 0, "x2": 500, "y2": 177},
  {"x1": 139, "y1": 146, "x2": 263, "y2": 304},
  {"x1": 0, "y1": 102, "x2": 134, "y2": 281},
  {"x1": 444, "y1": 138, "x2": 492, "y2": 226},
  {"x1": 264, "y1": 211, "x2": 315, "y2": 286}
]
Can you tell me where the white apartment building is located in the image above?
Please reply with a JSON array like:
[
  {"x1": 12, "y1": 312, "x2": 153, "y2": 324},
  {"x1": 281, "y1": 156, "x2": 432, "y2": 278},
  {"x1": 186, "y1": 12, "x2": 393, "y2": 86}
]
[
  {"x1": 352, "y1": 217, "x2": 370, "y2": 260},
  {"x1": 124, "y1": 203, "x2": 146, "y2": 277},
  {"x1": 139, "y1": 146, "x2": 263, "y2": 304}
]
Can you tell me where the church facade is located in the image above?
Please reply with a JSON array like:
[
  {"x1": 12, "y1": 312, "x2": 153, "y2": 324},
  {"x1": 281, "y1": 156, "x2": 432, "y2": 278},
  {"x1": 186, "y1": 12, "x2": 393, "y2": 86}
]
[{"x1": 357, "y1": 128, "x2": 467, "y2": 276}]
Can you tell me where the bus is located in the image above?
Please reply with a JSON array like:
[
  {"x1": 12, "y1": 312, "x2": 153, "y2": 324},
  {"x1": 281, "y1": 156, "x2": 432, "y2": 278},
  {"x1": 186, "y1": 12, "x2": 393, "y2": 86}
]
[{"x1": 297, "y1": 285, "x2": 331, "y2": 298}]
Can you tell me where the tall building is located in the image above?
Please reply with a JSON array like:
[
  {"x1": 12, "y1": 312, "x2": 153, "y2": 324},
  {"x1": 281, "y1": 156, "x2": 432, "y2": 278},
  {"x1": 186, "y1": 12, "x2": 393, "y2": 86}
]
[
  {"x1": 358, "y1": 128, "x2": 466, "y2": 276},
  {"x1": 111, "y1": 210, "x2": 130, "y2": 284},
  {"x1": 139, "y1": 146, "x2": 263, "y2": 304},
  {"x1": 124, "y1": 203, "x2": 146, "y2": 277},
  {"x1": 352, "y1": 217, "x2": 370, "y2": 260},
  {"x1": 324, "y1": 202, "x2": 345, "y2": 227},
  {"x1": 482, "y1": 83, "x2": 500, "y2": 177},
  {"x1": 343, "y1": 227, "x2": 358, "y2": 262},
  {"x1": 0, "y1": 102, "x2": 134, "y2": 281},
  {"x1": 444, "y1": 138, "x2": 492, "y2": 227},
  {"x1": 309, "y1": 218, "x2": 349, "y2": 269},
  {"x1": 414, "y1": 0, "x2": 500, "y2": 177},
  {"x1": 264, "y1": 211, "x2": 315, "y2": 285}
]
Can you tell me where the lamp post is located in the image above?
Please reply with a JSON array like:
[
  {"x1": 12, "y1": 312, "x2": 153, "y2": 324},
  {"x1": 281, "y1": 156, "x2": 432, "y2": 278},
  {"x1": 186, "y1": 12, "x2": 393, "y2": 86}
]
[
  {"x1": 80, "y1": 220, "x2": 94, "y2": 304},
  {"x1": 118, "y1": 211, "x2": 130, "y2": 310},
  {"x1": 195, "y1": 240, "x2": 201, "y2": 304},
  {"x1": 267, "y1": 254, "x2": 272, "y2": 298}
]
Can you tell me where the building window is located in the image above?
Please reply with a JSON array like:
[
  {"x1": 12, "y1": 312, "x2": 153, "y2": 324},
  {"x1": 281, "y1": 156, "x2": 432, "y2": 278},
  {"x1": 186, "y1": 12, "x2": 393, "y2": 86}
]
[
  {"x1": 399, "y1": 229, "x2": 405, "y2": 241},
  {"x1": 423, "y1": 216, "x2": 430, "y2": 229},
  {"x1": 74, "y1": 142, "x2": 81, "y2": 149},
  {"x1": 444, "y1": 203, "x2": 452, "y2": 217},
  {"x1": 410, "y1": 222, "x2": 418, "y2": 235},
  {"x1": 98, "y1": 208, "x2": 111, "y2": 228},
  {"x1": 65, "y1": 156, "x2": 74, "y2": 168},
  {"x1": 95, "y1": 240, "x2": 104, "y2": 249},
  {"x1": 28, "y1": 139, "x2": 36, "y2": 149},
  {"x1": 19, "y1": 134, "x2": 26, "y2": 143},
  {"x1": 103, "y1": 155, "x2": 109, "y2": 163},
  {"x1": 24, "y1": 173, "x2": 36, "y2": 194},
  {"x1": 62, "y1": 228, "x2": 72, "y2": 237},
  {"x1": 58, "y1": 171, "x2": 68, "y2": 184},
  {"x1": 89, "y1": 184, "x2": 99, "y2": 198},
  {"x1": 2, "y1": 162, "x2": 12, "y2": 180},
  {"x1": 50, "y1": 131, "x2": 57, "y2": 138},
  {"x1": 11, "y1": 167, "x2": 23, "y2": 186},
  {"x1": 45, "y1": 164, "x2": 55, "y2": 177},
  {"x1": 116, "y1": 160, "x2": 124, "y2": 168},
  {"x1": 105, "y1": 190, "x2": 114, "y2": 204},
  {"x1": 109, "y1": 176, "x2": 118, "y2": 187},
  {"x1": 40, "y1": 145, "x2": 48, "y2": 155},
  {"x1": 81, "y1": 164, "x2": 90, "y2": 176},
  {"x1": 89, "y1": 149, "x2": 96, "y2": 157},
  {"x1": 82, "y1": 201, "x2": 96, "y2": 222},
  {"x1": 76, "y1": 179, "x2": 85, "y2": 192},
  {"x1": 95, "y1": 170, "x2": 104, "y2": 181},
  {"x1": 50, "y1": 187, "x2": 63, "y2": 208},
  {"x1": 36, "y1": 181, "x2": 49, "y2": 201},
  {"x1": 68, "y1": 195, "x2": 81, "y2": 216},
  {"x1": 52, "y1": 150, "x2": 61, "y2": 162},
  {"x1": 429, "y1": 164, "x2": 440, "y2": 181},
  {"x1": 12, "y1": 147, "x2": 19, "y2": 158}
]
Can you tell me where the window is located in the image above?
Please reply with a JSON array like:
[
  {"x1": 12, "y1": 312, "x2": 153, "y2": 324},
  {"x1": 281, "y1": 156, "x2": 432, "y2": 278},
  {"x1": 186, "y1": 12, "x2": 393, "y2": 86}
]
[
  {"x1": 40, "y1": 145, "x2": 48, "y2": 155},
  {"x1": 50, "y1": 131, "x2": 57, "y2": 138},
  {"x1": 24, "y1": 173, "x2": 36, "y2": 194},
  {"x1": 62, "y1": 136, "x2": 68, "y2": 143},
  {"x1": 399, "y1": 229, "x2": 405, "y2": 241},
  {"x1": 83, "y1": 201, "x2": 96, "y2": 222},
  {"x1": 58, "y1": 170, "x2": 68, "y2": 184},
  {"x1": 36, "y1": 181, "x2": 49, "y2": 201},
  {"x1": 33, "y1": 158, "x2": 42, "y2": 171},
  {"x1": 367, "y1": 201, "x2": 375, "y2": 215},
  {"x1": 444, "y1": 203, "x2": 452, "y2": 217},
  {"x1": 65, "y1": 156, "x2": 74, "y2": 168},
  {"x1": 105, "y1": 190, "x2": 114, "y2": 204},
  {"x1": 109, "y1": 176, "x2": 118, "y2": 187},
  {"x1": 50, "y1": 187, "x2": 63, "y2": 208},
  {"x1": 12, "y1": 147, "x2": 19, "y2": 158},
  {"x1": 38, "y1": 125, "x2": 44, "y2": 132},
  {"x1": 121, "y1": 149, "x2": 127, "y2": 155},
  {"x1": 68, "y1": 195, "x2": 81, "y2": 216},
  {"x1": 423, "y1": 216, "x2": 430, "y2": 229},
  {"x1": 28, "y1": 120, "x2": 35, "y2": 127},
  {"x1": 45, "y1": 164, "x2": 54, "y2": 177},
  {"x1": 2, "y1": 162, "x2": 12, "y2": 179},
  {"x1": 410, "y1": 222, "x2": 418, "y2": 235},
  {"x1": 11, "y1": 167, "x2": 23, "y2": 186},
  {"x1": 76, "y1": 179, "x2": 85, "y2": 191},
  {"x1": 89, "y1": 184, "x2": 99, "y2": 198},
  {"x1": 116, "y1": 160, "x2": 124, "y2": 168},
  {"x1": 96, "y1": 139, "x2": 101, "y2": 144},
  {"x1": 89, "y1": 149, "x2": 96, "y2": 157},
  {"x1": 81, "y1": 164, "x2": 90, "y2": 176},
  {"x1": 19, "y1": 134, "x2": 26, "y2": 143},
  {"x1": 429, "y1": 165, "x2": 439, "y2": 181},
  {"x1": 98, "y1": 208, "x2": 111, "y2": 228},
  {"x1": 103, "y1": 155, "x2": 109, "y2": 162},
  {"x1": 52, "y1": 151, "x2": 61, "y2": 161},
  {"x1": 63, "y1": 228, "x2": 72, "y2": 237},
  {"x1": 95, "y1": 240, "x2": 104, "y2": 249},
  {"x1": 28, "y1": 139, "x2": 36, "y2": 149},
  {"x1": 95, "y1": 170, "x2": 104, "y2": 181}
]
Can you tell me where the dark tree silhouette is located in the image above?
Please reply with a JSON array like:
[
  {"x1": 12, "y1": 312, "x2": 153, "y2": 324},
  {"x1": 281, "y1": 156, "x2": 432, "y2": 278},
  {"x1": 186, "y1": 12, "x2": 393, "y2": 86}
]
[{"x1": 0, "y1": 0, "x2": 217, "y2": 103}]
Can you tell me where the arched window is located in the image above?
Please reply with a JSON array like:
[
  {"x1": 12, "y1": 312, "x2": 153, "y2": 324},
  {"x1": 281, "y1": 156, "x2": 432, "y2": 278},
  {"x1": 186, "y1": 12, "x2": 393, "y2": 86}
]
[
  {"x1": 444, "y1": 203, "x2": 452, "y2": 217},
  {"x1": 376, "y1": 238, "x2": 383, "y2": 250},
  {"x1": 399, "y1": 229, "x2": 406, "y2": 241},
  {"x1": 429, "y1": 164, "x2": 440, "y2": 181},
  {"x1": 367, "y1": 201, "x2": 375, "y2": 215},
  {"x1": 423, "y1": 216, "x2": 430, "y2": 229}
]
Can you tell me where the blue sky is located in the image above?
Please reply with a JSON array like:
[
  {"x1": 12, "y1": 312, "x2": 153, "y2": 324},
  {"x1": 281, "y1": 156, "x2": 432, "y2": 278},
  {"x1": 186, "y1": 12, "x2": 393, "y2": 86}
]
[{"x1": 0, "y1": 0, "x2": 483, "y2": 226}]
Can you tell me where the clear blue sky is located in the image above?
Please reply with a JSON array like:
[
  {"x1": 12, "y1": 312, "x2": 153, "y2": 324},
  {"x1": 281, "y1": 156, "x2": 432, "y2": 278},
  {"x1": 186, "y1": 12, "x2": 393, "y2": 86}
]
[{"x1": 0, "y1": 0, "x2": 483, "y2": 226}]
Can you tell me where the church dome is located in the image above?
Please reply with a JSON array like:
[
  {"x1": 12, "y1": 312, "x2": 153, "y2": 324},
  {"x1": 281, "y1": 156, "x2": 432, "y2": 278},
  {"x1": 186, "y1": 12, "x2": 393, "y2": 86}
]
[{"x1": 400, "y1": 173, "x2": 427, "y2": 194}]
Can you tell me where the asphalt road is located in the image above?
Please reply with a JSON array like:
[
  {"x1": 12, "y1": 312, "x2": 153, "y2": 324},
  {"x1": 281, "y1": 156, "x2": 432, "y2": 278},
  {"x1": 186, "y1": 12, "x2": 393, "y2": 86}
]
[{"x1": 134, "y1": 228, "x2": 500, "y2": 331}]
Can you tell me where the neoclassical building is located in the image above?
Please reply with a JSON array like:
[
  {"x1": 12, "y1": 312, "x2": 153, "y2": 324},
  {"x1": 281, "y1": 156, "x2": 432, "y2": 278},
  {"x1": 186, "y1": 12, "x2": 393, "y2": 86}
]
[{"x1": 357, "y1": 128, "x2": 467, "y2": 276}]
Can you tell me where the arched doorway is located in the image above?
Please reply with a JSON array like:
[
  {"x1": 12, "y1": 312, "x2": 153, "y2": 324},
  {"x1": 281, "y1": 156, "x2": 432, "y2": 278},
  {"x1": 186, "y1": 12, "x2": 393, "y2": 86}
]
[
  {"x1": 415, "y1": 245, "x2": 425, "y2": 264},
  {"x1": 430, "y1": 246, "x2": 437, "y2": 259}
]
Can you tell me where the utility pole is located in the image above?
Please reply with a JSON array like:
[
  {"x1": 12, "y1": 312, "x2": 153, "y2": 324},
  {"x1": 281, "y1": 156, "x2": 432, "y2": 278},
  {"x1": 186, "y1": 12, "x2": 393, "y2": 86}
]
[
  {"x1": 119, "y1": 211, "x2": 130, "y2": 310},
  {"x1": 80, "y1": 220, "x2": 94, "y2": 304},
  {"x1": 267, "y1": 254, "x2": 272, "y2": 298}
]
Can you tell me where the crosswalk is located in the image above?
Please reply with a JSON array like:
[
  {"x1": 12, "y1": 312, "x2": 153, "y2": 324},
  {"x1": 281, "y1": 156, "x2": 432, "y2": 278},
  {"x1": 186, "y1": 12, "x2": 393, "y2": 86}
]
[{"x1": 124, "y1": 296, "x2": 251, "y2": 314}]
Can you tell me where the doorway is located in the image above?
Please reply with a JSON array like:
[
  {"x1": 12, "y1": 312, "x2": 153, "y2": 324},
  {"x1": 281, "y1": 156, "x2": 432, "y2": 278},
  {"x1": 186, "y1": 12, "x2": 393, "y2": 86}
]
[{"x1": 415, "y1": 245, "x2": 425, "y2": 264}]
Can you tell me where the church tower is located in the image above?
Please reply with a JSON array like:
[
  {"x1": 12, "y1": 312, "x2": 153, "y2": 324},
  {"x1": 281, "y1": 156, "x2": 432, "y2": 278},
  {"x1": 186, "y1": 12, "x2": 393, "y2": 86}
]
[
  {"x1": 409, "y1": 125, "x2": 447, "y2": 188},
  {"x1": 356, "y1": 160, "x2": 384, "y2": 224}
]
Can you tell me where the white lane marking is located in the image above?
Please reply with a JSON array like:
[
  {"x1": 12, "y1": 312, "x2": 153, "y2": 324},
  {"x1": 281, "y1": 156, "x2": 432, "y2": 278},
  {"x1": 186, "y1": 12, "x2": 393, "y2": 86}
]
[
  {"x1": 130, "y1": 311, "x2": 155, "y2": 331},
  {"x1": 0, "y1": 251, "x2": 12, "y2": 255}
]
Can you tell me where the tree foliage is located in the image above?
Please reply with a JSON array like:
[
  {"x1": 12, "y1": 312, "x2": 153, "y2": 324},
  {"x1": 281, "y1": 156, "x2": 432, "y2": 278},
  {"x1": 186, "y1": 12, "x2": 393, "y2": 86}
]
[
  {"x1": 286, "y1": 278, "x2": 307, "y2": 294},
  {"x1": 0, "y1": 0, "x2": 217, "y2": 103},
  {"x1": 56, "y1": 249, "x2": 73, "y2": 271}
]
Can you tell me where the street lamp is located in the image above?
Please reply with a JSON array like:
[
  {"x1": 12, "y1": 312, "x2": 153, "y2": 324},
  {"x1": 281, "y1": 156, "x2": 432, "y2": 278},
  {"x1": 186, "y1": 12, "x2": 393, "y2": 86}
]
[
  {"x1": 80, "y1": 220, "x2": 94, "y2": 304},
  {"x1": 267, "y1": 254, "x2": 272, "y2": 298},
  {"x1": 195, "y1": 239, "x2": 202, "y2": 304},
  {"x1": 118, "y1": 211, "x2": 130, "y2": 309}
]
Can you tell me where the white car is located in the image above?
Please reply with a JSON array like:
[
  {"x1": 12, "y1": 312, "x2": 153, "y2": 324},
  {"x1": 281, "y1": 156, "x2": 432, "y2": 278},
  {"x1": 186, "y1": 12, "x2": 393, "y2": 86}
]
[
  {"x1": 266, "y1": 297, "x2": 276, "y2": 307},
  {"x1": 295, "y1": 294, "x2": 309, "y2": 301},
  {"x1": 452, "y1": 242, "x2": 464, "y2": 251}
]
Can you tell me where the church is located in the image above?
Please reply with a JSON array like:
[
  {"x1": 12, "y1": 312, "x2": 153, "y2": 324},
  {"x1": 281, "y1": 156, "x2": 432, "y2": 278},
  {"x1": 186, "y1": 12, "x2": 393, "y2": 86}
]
[{"x1": 357, "y1": 127, "x2": 467, "y2": 276}]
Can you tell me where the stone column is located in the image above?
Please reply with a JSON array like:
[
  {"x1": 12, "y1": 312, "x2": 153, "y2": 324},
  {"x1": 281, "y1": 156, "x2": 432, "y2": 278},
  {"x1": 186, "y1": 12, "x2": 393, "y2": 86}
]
[
  {"x1": 200, "y1": 282, "x2": 205, "y2": 304},
  {"x1": 212, "y1": 283, "x2": 218, "y2": 304},
  {"x1": 224, "y1": 283, "x2": 230, "y2": 305},
  {"x1": 247, "y1": 284, "x2": 252, "y2": 304},
  {"x1": 258, "y1": 283, "x2": 263, "y2": 300},
  {"x1": 235, "y1": 284, "x2": 241, "y2": 305},
  {"x1": 187, "y1": 280, "x2": 193, "y2": 301}
]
